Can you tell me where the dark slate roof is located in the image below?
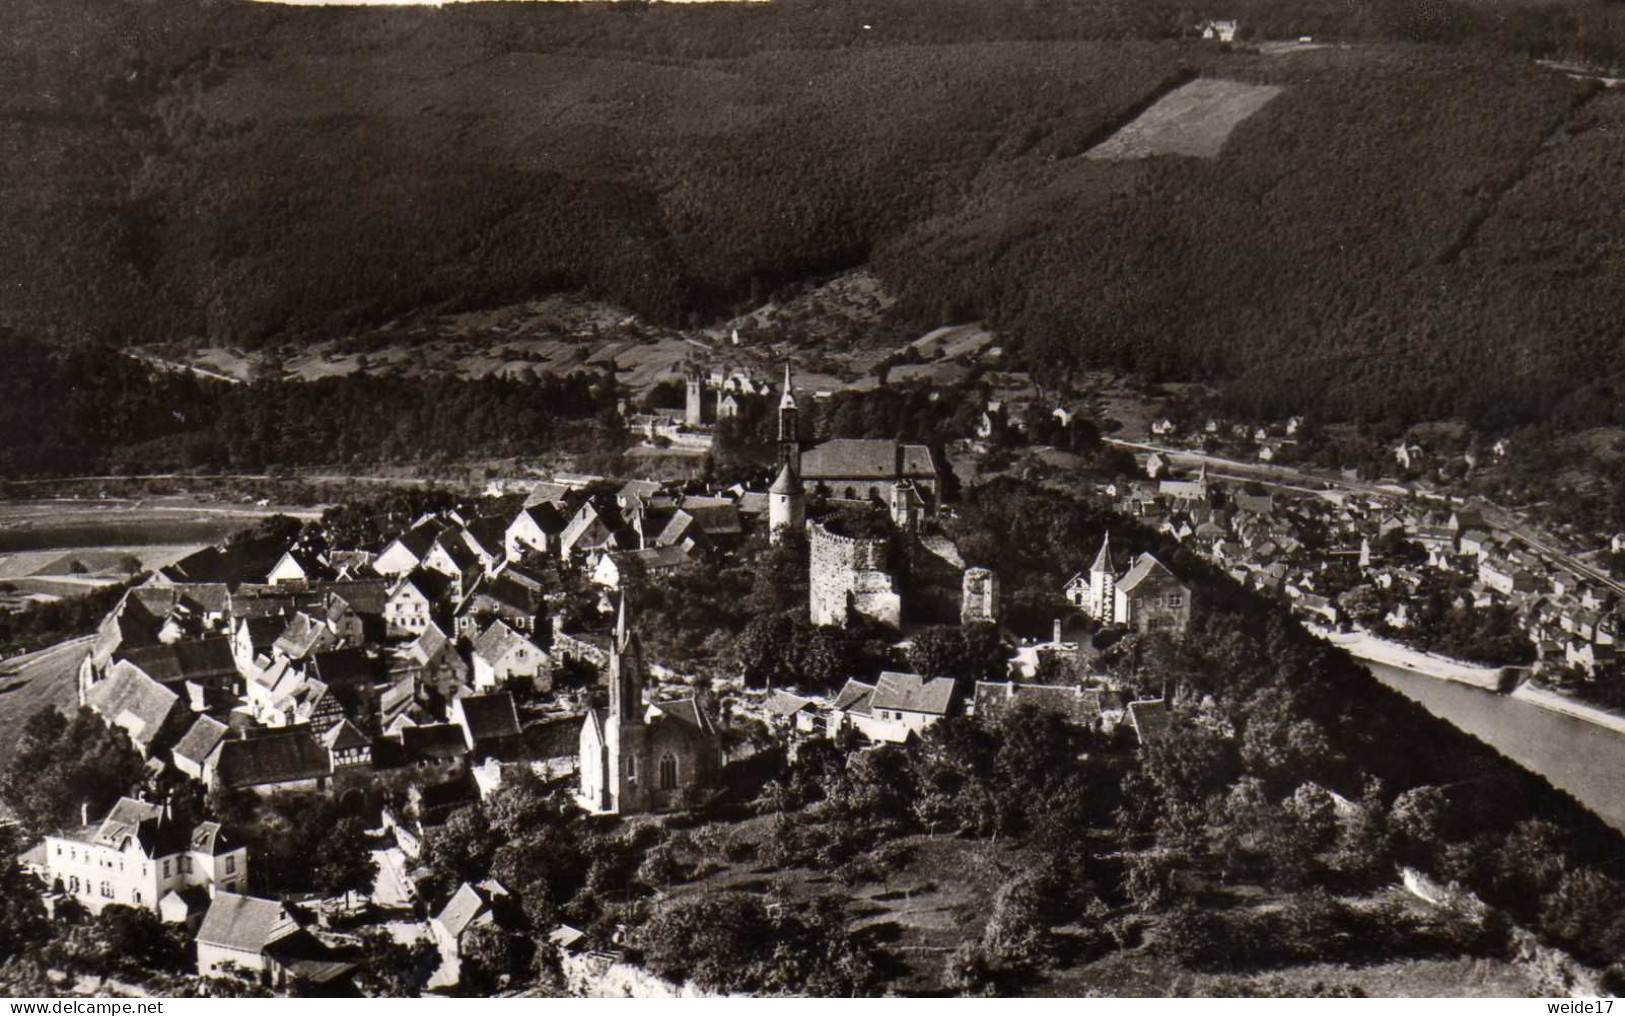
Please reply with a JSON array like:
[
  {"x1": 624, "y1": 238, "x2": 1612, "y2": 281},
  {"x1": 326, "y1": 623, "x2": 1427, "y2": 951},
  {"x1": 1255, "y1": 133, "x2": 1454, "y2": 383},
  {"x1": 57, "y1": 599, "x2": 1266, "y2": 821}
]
[
  {"x1": 263, "y1": 929, "x2": 356, "y2": 984},
  {"x1": 214, "y1": 729, "x2": 333, "y2": 789},
  {"x1": 118, "y1": 637, "x2": 238, "y2": 686},
  {"x1": 435, "y1": 531, "x2": 482, "y2": 573},
  {"x1": 457, "y1": 692, "x2": 522, "y2": 743},
  {"x1": 972, "y1": 681, "x2": 1102, "y2": 724},
  {"x1": 651, "y1": 696, "x2": 719, "y2": 739},
  {"x1": 831, "y1": 678, "x2": 876, "y2": 715},
  {"x1": 86, "y1": 663, "x2": 181, "y2": 751},
  {"x1": 800, "y1": 439, "x2": 937, "y2": 481},
  {"x1": 464, "y1": 576, "x2": 540, "y2": 617},
  {"x1": 1118, "y1": 553, "x2": 1181, "y2": 594},
  {"x1": 173, "y1": 714, "x2": 230, "y2": 767},
  {"x1": 310, "y1": 646, "x2": 376, "y2": 688},
  {"x1": 1128, "y1": 699, "x2": 1173, "y2": 744},
  {"x1": 515, "y1": 501, "x2": 568, "y2": 535},
  {"x1": 463, "y1": 517, "x2": 510, "y2": 559},
  {"x1": 392, "y1": 569, "x2": 452, "y2": 605},
  {"x1": 321, "y1": 718, "x2": 371, "y2": 752},
  {"x1": 871, "y1": 672, "x2": 956, "y2": 716},
  {"x1": 401, "y1": 723, "x2": 470, "y2": 762},
  {"x1": 472, "y1": 621, "x2": 536, "y2": 664},
  {"x1": 197, "y1": 892, "x2": 298, "y2": 952},
  {"x1": 765, "y1": 690, "x2": 814, "y2": 717},
  {"x1": 435, "y1": 879, "x2": 509, "y2": 940}
]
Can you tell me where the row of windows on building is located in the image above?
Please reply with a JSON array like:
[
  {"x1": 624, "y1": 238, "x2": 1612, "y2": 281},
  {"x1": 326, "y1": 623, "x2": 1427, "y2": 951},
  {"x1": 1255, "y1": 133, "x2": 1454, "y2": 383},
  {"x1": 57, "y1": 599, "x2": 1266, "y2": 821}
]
[
  {"x1": 625, "y1": 753, "x2": 681, "y2": 790},
  {"x1": 54, "y1": 845, "x2": 234, "y2": 879}
]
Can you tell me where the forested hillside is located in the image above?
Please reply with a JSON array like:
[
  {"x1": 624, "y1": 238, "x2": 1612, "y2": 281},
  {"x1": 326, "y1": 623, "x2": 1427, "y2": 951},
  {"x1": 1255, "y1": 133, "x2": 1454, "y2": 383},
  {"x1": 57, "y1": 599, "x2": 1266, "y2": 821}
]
[{"x1": 7, "y1": 0, "x2": 1625, "y2": 432}]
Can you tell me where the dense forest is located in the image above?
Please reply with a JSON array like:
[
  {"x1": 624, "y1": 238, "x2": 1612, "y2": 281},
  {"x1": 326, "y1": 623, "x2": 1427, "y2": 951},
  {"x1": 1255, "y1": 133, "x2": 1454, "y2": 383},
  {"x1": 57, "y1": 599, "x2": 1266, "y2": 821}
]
[
  {"x1": 0, "y1": 331, "x2": 625, "y2": 476},
  {"x1": 8, "y1": 0, "x2": 1625, "y2": 435}
]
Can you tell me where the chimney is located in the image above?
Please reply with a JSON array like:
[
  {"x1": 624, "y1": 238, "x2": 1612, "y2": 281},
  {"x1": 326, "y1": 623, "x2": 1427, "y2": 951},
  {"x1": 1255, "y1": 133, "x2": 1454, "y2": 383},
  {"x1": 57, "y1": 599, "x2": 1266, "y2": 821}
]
[
  {"x1": 895, "y1": 443, "x2": 905, "y2": 480},
  {"x1": 1053, "y1": 618, "x2": 1063, "y2": 645},
  {"x1": 81, "y1": 802, "x2": 89, "y2": 827}
]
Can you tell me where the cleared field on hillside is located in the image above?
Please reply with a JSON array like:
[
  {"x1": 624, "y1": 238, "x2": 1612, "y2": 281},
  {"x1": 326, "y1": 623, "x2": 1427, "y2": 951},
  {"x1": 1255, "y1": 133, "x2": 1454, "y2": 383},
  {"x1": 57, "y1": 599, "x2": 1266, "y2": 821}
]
[{"x1": 1086, "y1": 78, "x2": 1284, "y2": 160}]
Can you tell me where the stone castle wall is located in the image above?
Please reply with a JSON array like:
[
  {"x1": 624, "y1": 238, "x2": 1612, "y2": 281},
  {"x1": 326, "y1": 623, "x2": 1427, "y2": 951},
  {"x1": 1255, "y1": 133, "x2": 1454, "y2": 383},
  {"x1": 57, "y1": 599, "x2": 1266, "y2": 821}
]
[{"x1": 809, "y1": 521, "x2": 900, "y2": 629}]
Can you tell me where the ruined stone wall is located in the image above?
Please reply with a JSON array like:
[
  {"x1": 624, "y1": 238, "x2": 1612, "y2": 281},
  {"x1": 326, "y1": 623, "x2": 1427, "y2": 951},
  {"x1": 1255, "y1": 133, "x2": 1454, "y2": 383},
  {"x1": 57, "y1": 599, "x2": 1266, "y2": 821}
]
[
  {"x1": 809, "y1": 521, "x2": 900, "y2": 629},
  {"x1": 961, "y1": 567, "x2": 999, "y2": 625}
]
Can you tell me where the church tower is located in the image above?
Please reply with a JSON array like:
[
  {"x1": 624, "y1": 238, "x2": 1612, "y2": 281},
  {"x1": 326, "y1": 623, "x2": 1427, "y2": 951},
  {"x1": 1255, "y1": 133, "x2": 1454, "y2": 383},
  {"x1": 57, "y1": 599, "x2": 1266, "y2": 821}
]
[
  {"x1": 603, "y1": 595, "x2": 649, "y2": 813},
  {"x1": 778, "y1": 362, "x2": 800, "y2": 480},
  {"x1": 684, "y1": 370, "x2": 704, "y2": 427},
  {"x1": 768, "y1": 462, "x2": 804, "y2": 546},
  {"x1": 1088, "y1": 533, "x2": 1119, "y2": 624}
]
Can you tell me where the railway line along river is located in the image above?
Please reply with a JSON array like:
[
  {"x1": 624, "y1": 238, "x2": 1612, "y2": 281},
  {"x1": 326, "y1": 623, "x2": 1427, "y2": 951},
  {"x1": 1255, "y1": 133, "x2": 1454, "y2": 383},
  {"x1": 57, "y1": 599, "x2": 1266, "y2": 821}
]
[{"x1": 1369, "y1": 660, "x2": 1625, "y2": 832}]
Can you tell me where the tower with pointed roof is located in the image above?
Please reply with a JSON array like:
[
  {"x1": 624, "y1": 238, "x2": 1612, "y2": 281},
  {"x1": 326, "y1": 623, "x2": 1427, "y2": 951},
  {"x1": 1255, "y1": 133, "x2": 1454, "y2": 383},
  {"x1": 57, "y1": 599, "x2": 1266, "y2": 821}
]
[
  {"x1": 778, "y1": 362, "x2": 800, "y2": 482},
  {"x1": 1087, "y1": 533, "x2": 1119, "y2": 624},
  {"x1": 768, "y1": 462, "x2": 804, "y2": 545}
]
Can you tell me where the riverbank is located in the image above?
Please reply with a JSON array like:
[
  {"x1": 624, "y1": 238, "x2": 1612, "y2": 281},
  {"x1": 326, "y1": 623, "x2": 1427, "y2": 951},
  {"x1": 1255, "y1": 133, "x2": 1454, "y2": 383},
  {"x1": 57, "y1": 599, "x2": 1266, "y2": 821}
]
[
  {"x1": 1310, "y1": 628, "x2": 1504, "y2": 690},
  {"x1": 1316, "y1": 626, "x2": 1625, "y2": 740},
  {"x1": 1510, "y1": 682, "x2": 1625, "y2": 738}
]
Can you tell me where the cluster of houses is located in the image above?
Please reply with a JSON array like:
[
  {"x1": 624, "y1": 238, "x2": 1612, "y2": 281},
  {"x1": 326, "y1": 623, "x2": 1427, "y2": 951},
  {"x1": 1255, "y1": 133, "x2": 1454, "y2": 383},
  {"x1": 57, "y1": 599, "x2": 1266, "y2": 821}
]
[{"x1": 1113, "y1": 456, "x2": 1625, "y2": 678}]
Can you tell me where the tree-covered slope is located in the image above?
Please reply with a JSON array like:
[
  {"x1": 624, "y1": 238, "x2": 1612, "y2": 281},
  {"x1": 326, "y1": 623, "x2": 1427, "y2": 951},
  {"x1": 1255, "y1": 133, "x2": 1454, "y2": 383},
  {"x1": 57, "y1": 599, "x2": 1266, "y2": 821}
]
[{"x1": 7, "y1": 0, "x2": 1625, "y2": 431}]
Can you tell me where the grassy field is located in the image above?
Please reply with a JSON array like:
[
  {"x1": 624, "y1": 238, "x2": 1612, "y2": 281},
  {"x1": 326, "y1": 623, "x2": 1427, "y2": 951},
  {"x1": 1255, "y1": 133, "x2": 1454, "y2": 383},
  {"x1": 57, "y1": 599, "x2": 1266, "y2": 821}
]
[
  {"x1": 1086, "y1": 78, "x2": 1285, "y2": 160},
  {"x1": 0, "y1": 635, "x2": 93, "y2": 773}
]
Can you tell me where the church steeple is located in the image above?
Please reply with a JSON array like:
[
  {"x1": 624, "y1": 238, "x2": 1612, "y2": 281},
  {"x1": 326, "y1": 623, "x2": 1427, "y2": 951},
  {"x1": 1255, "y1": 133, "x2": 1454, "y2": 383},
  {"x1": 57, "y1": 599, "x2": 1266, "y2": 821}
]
[
  {"x1": 778, "y1": 362, "x2": 801, "y2": 481},
  {"x1": 1090, "y1": 533, "x2": 1116, "y2": 575},
  {"x1": 608, "y1": 595, "x2": 644, "y2": 723}
]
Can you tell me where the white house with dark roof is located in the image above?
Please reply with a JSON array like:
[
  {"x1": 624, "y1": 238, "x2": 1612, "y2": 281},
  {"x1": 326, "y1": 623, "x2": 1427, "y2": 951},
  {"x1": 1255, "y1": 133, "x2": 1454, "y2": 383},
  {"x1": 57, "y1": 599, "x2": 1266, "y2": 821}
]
[
  {"x1": 451, "y1": 692, "x2": 523, "y2": 756},
  {"x1": 505, "y1": 502, "x2": 568, "y2": 563},
  {"x1": 172, "y1": 714, "x2": 230, "y2": 780},
  {"x1": 35, "y1": 797, "x2": 247, "y2": 915},
  {"x1": 430, "y1": 879, "x2": 511, "y2": 986},
  {"x1": 471, "y1": 620, "x2": 549, "y2": 693},
  {"x1": 195, "y1": 891, "x2": 352, "y2": 988},
  {"x1": 84, "y1": 661, "x2": 185, "y2": 758},
  {"x1": 863, "y1": 671, "x2": 958, "y2": 743}
]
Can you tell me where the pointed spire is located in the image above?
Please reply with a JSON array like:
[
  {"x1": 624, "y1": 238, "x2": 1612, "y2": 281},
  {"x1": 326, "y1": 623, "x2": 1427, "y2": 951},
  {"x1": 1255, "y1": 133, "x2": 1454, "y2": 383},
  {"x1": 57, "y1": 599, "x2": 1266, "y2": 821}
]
[
  {"x1": 615, "y1": 593, "x2": 631, "y2": 649},
  {"x1": 770, "y1": 461, "x2": 797, "y2": 495},
  {"x1": 1090, "y1": 533, "x2": 1115, "y2": 574},
  {"x1": 779, "y1": 362, "x2": 796, "y2": 410}
]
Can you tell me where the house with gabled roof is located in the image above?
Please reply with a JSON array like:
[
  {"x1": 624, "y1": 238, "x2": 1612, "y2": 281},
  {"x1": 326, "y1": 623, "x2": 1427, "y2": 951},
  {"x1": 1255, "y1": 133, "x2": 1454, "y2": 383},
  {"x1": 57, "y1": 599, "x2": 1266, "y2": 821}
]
[
  {"x1": 430, "y1": 879, "x2": 513, "y2": 986},
  {"x1": 173, "y1": 714, "x2": 230, "y2": 781},
  {"x1": 423, "y1": 531, "x2": 482, "y2": 601},
  {"x1": 471, "y1": 620, "x2": 549, "y2": 694},
  {"x1": 206, "y1": 728, "x2": 334, "y2": 796},
  {"x1": 373, "y1": 522, "x2": 445, "y2": 578},
  {"x1": 1114, "y1": 553, "x2": 1193, "y2": 634},
  {"x1": 862, "y1": 671, "x2": 958, "y2": 743},
  {"x1": 505, "y1": 503, "x2": 568, "y2": 563},
  {"x1": 454, "y1": 575, "x2": 541, "y2": 639},
  {"x1": 196, "y1": 891, "x2": 352, "y2": 988},
  {"x1": 451, "y1": 692, "x2": 522, "y2": 757},
  {"x1": 84, "y1": 661, "x2": 186, "y2": 758},
  {"x1": 397, "y1": 619, "x2": 469, "y2": 701},
  {"x1": 384, "y1": 569, "x2": 451, "y2": 638},
  {"x1": 972, "y1": 681, "x2": 1103, "y2": 726},
  {"x1": 827, "y1": 678, "x2": 877, "y2": 739}
]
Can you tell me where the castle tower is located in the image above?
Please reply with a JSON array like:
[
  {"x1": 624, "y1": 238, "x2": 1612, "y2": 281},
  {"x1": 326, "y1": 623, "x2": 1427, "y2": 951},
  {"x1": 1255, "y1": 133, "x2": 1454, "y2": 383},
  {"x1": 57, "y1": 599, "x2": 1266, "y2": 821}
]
[
  {"x1": 1088, "y1": 533, "x2": 1118, "y2": 624},
  {"x1": 768, "y1": 462, "x2": 804, "y2": 545},
  {"x1": 961, "y1": 567, "x2": 999, "y2": 626},
  {"x1": 890, "y1": 479, "x2": 919, "y2": 534},
  {"x1": 684, "y1": 370, "x2": 704, "y2": 428},
  {"x1": 778, "y1": 362, "x2": 800, "y2": 480}
]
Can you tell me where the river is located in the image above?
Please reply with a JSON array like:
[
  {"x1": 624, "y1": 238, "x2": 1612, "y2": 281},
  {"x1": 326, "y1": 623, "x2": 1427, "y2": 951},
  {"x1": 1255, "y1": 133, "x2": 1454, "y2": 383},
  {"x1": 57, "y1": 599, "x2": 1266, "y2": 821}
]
[{"x1": 1369, "y1": 661, "x2": 1625, "y2": 832}]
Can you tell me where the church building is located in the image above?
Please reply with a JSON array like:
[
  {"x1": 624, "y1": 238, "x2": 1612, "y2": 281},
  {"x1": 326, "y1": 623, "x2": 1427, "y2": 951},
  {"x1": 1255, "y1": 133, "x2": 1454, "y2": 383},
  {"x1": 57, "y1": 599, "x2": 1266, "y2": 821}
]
[{"x1": 578, "y1": 598, "x2": 721, "y2": 815}]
